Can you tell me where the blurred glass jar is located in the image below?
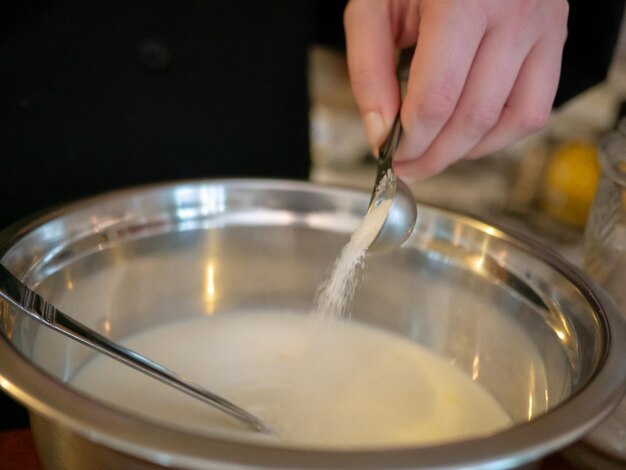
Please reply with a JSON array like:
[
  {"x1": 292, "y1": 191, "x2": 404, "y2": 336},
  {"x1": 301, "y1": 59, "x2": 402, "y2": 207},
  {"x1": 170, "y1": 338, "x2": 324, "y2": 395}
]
[{"x1": 581, "y1": 123, "x2": 626, "y2": 466}]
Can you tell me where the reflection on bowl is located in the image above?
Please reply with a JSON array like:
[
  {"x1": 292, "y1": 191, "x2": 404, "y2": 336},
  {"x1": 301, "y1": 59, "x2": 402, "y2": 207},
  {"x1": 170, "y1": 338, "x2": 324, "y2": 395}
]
[{"x1": 0, "y1": 179, "x2": 625, "y2": 469}]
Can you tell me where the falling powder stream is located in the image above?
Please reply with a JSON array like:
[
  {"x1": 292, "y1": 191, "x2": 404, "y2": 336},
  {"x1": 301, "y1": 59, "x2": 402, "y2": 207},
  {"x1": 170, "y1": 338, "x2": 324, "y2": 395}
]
[{"x1": 311, "y1": 171, "x2": 395, "y2": 321}]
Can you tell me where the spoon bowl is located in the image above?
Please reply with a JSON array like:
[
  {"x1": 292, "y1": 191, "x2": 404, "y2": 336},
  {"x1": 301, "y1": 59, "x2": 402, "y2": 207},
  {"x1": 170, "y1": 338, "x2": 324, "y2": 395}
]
[
  {"x1": 366, "y1": 114, "x2": 417, "y2": 255},
  {"x1": 367, "y1": 176, "x2": 417, "y2": 254}
]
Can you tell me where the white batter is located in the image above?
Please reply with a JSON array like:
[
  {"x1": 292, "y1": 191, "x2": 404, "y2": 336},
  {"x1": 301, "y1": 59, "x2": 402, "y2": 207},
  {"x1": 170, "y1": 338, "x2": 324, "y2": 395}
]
[{"x1": 70, "y1": 312, "x2": 512, "y2": 448}]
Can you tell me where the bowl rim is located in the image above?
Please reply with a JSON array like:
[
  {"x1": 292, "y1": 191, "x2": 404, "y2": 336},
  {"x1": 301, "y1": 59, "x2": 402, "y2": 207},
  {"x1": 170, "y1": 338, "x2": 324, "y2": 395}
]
[{"x1": 1, "y1": 178, "x2": 625, "y2": 469}]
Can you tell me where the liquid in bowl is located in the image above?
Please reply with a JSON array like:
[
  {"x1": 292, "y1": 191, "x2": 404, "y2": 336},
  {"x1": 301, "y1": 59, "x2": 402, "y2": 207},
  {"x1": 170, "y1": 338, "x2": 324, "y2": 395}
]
[{"x1": 70, "y1": 310, "x2": 512, "y2": 448}]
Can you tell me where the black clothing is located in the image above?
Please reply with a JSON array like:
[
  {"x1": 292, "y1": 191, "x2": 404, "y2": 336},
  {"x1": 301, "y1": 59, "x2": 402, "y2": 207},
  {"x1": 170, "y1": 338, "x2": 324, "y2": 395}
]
[
  {"x1": 1, "y1": 1, "x2": 315, "y2": 227},
  {"x1": 555, "y1": 0, "x2": 626, "y2": 106}
]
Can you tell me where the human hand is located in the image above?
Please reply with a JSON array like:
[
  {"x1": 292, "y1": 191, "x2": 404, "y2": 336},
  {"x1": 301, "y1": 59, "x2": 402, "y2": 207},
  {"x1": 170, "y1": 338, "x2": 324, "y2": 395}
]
[{"x1": 344, "y1": 0, "x2": 569, "y2": 180}]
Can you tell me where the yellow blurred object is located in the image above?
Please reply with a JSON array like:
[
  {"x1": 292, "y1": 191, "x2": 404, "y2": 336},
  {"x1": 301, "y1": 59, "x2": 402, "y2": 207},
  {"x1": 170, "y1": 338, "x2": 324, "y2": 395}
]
[{"x1": 540, "y1": 141, "x2": 600, "y2": 228}]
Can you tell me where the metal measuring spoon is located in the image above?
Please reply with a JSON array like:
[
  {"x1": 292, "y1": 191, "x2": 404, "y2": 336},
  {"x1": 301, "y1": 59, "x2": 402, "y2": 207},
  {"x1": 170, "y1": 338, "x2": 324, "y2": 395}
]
[
  {"x1": 0, "y1": 264, "x2": 270, "y2": 433},
  {"x1": 366, "y1": 113, "x2": 417, "y2": 254}
]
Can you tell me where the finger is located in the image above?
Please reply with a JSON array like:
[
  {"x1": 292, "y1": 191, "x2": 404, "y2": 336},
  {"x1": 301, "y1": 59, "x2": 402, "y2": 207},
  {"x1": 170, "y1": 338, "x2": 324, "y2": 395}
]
[
  {"x1": 344, "y1": 0, "x2": 400, "y2": 148},
  {"x1": 395, "y1": 0, "x2": 487, "y2": 162},
  {"x1": 466, "y1": 34, "x2": 565, "y2": 159},
  {"x1": 394, "y1": 25, "x2": 532, "y2": 180}
]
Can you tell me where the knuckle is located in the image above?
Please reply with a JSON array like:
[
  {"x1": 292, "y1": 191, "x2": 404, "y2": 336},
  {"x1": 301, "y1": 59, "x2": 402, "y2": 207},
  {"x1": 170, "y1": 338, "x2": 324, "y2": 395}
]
[
  {"x1": 424, "y1": 158, "x2": 448, "y2": 176},
  {"x1": 464, "y1": 105, "x2": 501, "y2": 134},
  {"x1": 519, "y1": 107, "x2": 550, "y2": 134},
  {"x1": 414, "y1": 154, "x2": 449, "y2": 178},
  {"x1": 503, "y1": 0, "x2": 541, "y2": 23},
  {"x1": 510, "y1": 0, "x2": 568, "y2": 29},
  {"x1": 518, "y1": 0, "x2": 540, "y2": 17},
  {"x1": 467, "y1": 149, "x2": 489, "y2": 160},
  {"x1": 539, "y1": 0, "x2": 569, "y2": 38},
  {"x1": 412, "y1": 90, "x2": 457, "y2": 126},
  {"x1": 553, "y1": 0, "x2": 570, "y2": 20},
  {"x1": 347, "y1": 59, "x2": 371, "y2": 86},
  {"x1": 554, "y1": 0, "x2": 570, "y2": 38}
]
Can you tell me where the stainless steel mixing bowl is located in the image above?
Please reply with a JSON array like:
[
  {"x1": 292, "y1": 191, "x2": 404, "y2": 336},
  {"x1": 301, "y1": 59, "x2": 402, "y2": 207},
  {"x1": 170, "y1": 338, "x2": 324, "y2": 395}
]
[{"x1": 0, "y1": 179, "x2": 625, "y2": 469}]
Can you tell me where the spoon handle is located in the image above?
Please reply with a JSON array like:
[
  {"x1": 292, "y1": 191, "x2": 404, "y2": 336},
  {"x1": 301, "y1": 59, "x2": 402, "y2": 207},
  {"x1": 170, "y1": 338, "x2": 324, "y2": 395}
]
[
  {"x1": 378, "y1": 113, "x2": 403, "y2": 171},
  {"x1": 0, "y1": 263, "x2": 269, "y2": 433},
  {"x1": 369, "y1": 113, "x2": 402, "y2": 208},
  {"x1": 369, "y1": 47, "x2": 414, "y2": 207}
]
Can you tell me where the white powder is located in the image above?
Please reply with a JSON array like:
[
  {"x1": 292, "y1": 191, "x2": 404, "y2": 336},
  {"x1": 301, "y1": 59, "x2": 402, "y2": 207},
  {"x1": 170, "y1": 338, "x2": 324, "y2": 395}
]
[{"x1": 311, "y1": 171, "x2": 395, "y2": 320}]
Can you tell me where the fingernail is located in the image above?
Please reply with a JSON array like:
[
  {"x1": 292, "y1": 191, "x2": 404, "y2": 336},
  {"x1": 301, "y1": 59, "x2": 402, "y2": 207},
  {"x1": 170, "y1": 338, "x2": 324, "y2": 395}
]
[{"x1": 363, "y1": 112, "x2": 386, "y2": 149}]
